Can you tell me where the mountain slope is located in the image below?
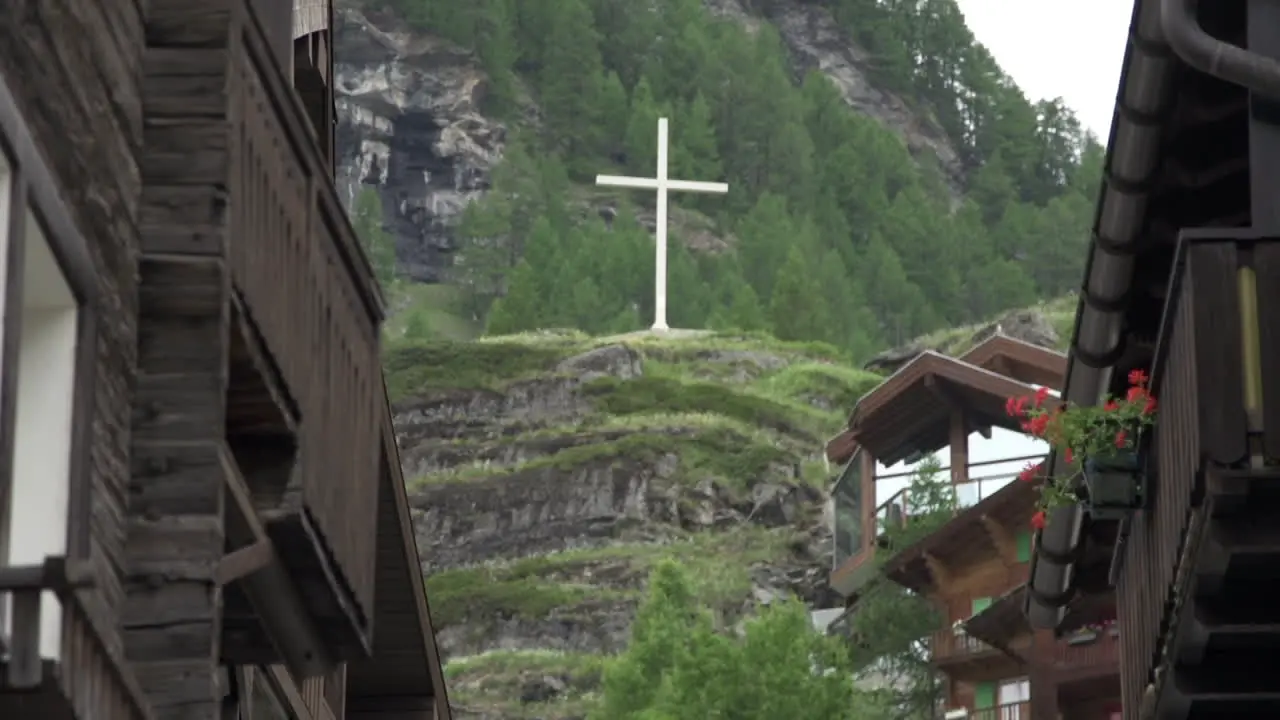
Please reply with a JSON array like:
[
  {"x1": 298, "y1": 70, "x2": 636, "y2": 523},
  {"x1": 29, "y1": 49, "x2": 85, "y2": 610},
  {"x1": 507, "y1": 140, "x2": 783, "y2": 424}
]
[
  {"x1": 388, "y1": 330, "x2": 872, "y2": 716},
  {"x1": 335, "y1": 0, "x2": 1099, "y2": 355}
]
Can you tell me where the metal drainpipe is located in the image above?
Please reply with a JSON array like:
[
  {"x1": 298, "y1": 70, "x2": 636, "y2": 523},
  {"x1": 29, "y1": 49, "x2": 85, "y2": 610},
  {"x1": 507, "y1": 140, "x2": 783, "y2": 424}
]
[{"x1": 1162, "y1": 0, "x2": 1280, "y2": 98}]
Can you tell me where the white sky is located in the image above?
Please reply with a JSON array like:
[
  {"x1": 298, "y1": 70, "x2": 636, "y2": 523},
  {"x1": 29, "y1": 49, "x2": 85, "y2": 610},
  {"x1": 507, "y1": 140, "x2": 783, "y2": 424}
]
[{"x1": 955, "y1": 0, "x2": 1134, "y2": 137}]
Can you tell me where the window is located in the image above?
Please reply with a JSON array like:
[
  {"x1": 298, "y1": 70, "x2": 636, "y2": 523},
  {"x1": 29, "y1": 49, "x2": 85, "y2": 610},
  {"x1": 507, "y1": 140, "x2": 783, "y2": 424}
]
[
  {"x1": 998, "y1": 677, "x2": 1030, "y2": 719},
  {"x1": 1016, "y1": 530, "x2": 1032, "y2": 562},
  {"x1": 833, "y1": 452, "x2": 864, "y2": 564},
  {"x1": 0, "y1": 75, "x2": 96, "y2": 664}
]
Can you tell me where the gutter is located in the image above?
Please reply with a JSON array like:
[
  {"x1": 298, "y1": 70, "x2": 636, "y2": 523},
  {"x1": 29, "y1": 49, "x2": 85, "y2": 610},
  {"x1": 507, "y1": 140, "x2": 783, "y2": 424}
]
[
  {"x1": 1025, "y1": 0, "x2": 1175, "y2": 628},
  {"x1": 1028, "y1": 0, "x2": 1280, "y2": 629}
]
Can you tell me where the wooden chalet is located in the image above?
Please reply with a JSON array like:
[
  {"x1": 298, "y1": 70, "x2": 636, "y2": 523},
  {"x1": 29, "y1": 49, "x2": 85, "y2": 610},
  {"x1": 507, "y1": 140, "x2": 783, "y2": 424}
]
[
  {"x1": 1025, "y1": 0, "x2": 1280, "y2": 717},
  {"x1": 0, "y1": 0, "x2": 451, "y2": 718},
  {"x1": 826, "y1": 336, "x2": 1123, "y2": 717},
  {"x1": 827, "y1": 334, "x2": 1063, "y2": 597}
]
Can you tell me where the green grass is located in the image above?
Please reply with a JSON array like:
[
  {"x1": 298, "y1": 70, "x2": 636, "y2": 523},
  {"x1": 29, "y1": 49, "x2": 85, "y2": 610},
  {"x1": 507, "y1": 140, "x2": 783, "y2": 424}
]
[
  {"x1": 425, "y1": 528, "x2": 794, "y2": 628},
  {"x1": 383, "y1": 338, "x2": 575, "y2": 399},
  {"x1": 752, "y1": 362, "x2": 883, "y2": 410},
  {"x1": 583, "y1": 367, "x2": 836, "y2": 441},
  {"x1": 411, "y1": 421, "x2": 801, "y2": 492},
  {"x1": 445, "y1": 649, "x2": 605, "y2": 680},
  {"x1": 444, "y1": 649, "x2": 605, "y2": 719}
]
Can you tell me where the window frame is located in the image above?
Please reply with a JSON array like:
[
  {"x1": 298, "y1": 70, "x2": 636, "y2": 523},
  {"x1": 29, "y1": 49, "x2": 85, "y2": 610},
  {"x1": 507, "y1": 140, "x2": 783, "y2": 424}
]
[{"x1": 0, "y1": 67, "x2": 100, "y2": 572}]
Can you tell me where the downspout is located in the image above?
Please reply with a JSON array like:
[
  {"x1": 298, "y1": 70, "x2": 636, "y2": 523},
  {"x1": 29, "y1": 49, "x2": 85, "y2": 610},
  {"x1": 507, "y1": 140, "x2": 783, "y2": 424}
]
[{"x1": 1162, "y1": 0, "x2": 1280, "y2": 100}]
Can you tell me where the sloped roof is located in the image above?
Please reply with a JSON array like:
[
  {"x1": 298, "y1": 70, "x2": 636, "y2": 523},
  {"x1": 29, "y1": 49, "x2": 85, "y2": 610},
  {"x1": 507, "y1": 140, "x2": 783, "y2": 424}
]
[
  {"x1": 826, "y1": 351, "x2": 1042, "y2": 465},
  {"x1": 960, "y1": 333, "x2": 1067, "y2": 389},
  {"x1": 344, "y1": 385, "x2": 452, "y2": 719}
]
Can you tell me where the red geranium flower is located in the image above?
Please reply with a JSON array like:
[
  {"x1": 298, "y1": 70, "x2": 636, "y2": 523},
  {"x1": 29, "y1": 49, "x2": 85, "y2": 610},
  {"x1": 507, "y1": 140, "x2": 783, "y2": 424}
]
[{"x1": 1030, "y1": 511, "x2": 1046, "y2": 530}]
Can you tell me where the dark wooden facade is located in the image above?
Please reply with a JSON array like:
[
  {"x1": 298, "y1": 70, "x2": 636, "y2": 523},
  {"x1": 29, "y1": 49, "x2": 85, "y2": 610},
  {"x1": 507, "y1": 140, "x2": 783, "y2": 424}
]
[
  {"x1": 1024, "y1": 0, "x2": 1280, "y2": 717},
  {"x1": 0, "y1": 0, "x2": 452, "y2": 718}
]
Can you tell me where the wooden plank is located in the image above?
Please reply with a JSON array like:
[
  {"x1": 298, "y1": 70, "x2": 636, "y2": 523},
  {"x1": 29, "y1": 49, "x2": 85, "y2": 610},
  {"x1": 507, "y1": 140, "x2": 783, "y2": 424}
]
[
  {"x1": 139, "y1": 185, "x2": 229, "y2": 255},
  {"x1": 141, "y1": 120, "x2": 231, "y2": 186},
  {"x1": 214, "y1": 540, "x2": 273, "y2": 585},
  {"x1": 142, "y1": 48, "x2": 231, "y2": 119},
  {"x1": 1188, "y1": 242, "x2": 1248, "y2": 465},
  {"x1": 145, "y1": 0, "x2": 233, "y2": 49},
  {"x1": 138, "y1": 255, "x2": 228, "y2": 317},
  {"x1": 1251, "y1": 241, "x2": 1280, "y2": 460}
]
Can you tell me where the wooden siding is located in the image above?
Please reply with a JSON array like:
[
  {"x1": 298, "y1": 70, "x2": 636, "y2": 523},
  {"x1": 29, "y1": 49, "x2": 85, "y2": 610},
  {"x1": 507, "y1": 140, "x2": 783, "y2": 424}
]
[
  {"x1": 1115, "y1": 243, "x2": 1202, "y2": 715},
  {"x1": 0, "y1": 0, "x2": 144, "y2": 663},
  {"x1": 0, "y1": 0, "x2": 156, "y2": 715}
]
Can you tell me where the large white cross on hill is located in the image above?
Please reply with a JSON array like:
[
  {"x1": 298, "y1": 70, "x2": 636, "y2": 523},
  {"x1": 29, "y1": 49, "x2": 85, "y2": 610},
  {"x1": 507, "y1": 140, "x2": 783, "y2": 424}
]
[{"x1": 596, "y1": 117, "x2": 728, "y2": 331}]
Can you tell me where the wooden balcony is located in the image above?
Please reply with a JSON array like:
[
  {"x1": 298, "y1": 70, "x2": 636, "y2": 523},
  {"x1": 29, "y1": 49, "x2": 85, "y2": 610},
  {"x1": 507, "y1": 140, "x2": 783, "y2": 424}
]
[
  {"x1": 1055, "y1": 623, "x2": 1120, "y2": 688},
  {"x1": 0, "y1": 559, "x2": 152, "y2": 720},
  {"x1": 968, "y1": 702, "x2": 1031, "y2": 720},
  {"x1": 930, "y1": 628, "x2": 1026, "y2": 682},
  {"x1": 220, "y1": 0, "x2": 384, "y2": 660}
]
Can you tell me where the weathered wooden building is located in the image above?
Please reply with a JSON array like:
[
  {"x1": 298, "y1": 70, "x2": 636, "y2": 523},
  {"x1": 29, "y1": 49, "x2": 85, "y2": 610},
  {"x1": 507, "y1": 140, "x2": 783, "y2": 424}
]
[
  {"x1": 1025, "y1": 0, "x2": 1280, "y2": 717},
  {"x1": 0, "y1": 0, "x2": 451, "y2": 718},
  {"x1": 827, "y1": 336, "x2": 1122, "y2": 717}
]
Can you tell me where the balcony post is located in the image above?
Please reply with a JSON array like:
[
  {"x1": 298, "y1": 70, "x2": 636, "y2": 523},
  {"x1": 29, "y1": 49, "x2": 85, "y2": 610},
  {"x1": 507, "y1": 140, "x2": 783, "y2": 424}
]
[
  {"x1": 949, "y1": 410, "x2": 969, "y2": 485},
  {"x1": 861, "y1": 449, "x2": 876, "y2": 545},
  {"x1": 1030, "y1": 628, "x2": 1059, "y2": 719}
]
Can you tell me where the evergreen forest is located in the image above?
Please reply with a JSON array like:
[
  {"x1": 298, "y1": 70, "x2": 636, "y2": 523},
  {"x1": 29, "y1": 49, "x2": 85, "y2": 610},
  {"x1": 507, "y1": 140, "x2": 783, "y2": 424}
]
[{"x1": 373, "y1": 0, "x2": 1102, "y2": 357}]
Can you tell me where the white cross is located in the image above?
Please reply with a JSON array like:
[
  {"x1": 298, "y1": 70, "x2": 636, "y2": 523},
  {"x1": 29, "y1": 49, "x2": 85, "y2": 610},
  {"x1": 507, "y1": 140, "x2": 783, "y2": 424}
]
[{"x1": 596, "y1": 117, "x2": 728, "y2": 331}]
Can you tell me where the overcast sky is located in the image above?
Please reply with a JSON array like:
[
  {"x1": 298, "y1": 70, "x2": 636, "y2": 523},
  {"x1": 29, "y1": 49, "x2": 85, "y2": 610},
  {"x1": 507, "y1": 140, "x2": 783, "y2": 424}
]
[{"x1": 955, "y1": 0, "x2": 1134, "y2": 137}]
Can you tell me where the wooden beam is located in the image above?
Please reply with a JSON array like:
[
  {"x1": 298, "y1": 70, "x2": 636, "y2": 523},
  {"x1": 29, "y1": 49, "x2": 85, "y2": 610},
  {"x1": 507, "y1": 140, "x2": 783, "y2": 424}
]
[
  {"x1": 923, "y1": 374, "x2": 966, "y2": 410},
  {"x1": 980, "y1": 515, "x2": 1017, "y2": 561},
  {"x1": 217, "y1": 443, "x2": 334, "y2": 678},
  {"x1": 214, "y1": 540, "x2": 274, "y2": 585},
  {"x1": 922, "y1": 552, "x2": 953, "y2": 587}
]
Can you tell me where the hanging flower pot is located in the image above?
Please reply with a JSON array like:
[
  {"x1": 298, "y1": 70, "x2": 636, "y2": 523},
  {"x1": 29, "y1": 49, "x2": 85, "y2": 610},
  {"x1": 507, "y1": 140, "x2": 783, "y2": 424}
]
[
  {"x1": 1083, "y1": 450, "x2": 1144, "y2": 520},
  {"x1": 1007, "y1": 369, "x2": 1158, "y2": 529}
]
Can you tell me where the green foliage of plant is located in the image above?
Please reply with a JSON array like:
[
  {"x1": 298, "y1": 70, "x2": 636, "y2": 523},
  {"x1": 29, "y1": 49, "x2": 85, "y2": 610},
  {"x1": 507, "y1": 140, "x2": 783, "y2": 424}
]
[
  {"x1": 1010, "y1": 370, "x2": 1157, "y2": 516},
  {"x1": 350, "y1": 187, "x2": 398, "y2": 291},
  {"x1": 591, "y1": 561, "x2": 891, "y2": 720}
]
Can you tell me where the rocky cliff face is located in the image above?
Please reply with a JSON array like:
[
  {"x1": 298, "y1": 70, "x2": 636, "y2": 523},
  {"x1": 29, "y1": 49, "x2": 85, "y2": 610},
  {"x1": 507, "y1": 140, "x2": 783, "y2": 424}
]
[
  {"x1": 333, "y1": 5, "x2": 506, "y2": 282},
  {"x1": 332, "y1": 0, "x2": 962, "y2": 284}
]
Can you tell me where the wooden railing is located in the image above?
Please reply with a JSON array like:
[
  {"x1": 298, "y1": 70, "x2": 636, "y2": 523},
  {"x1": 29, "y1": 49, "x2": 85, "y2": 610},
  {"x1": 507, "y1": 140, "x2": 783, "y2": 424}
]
[
  {"x1": 969, "y1": 702, "x2": 1031, "y2": 719},
  {"x1": 0, "y1": 559, "x2": 152, "y2": 719},
  {"x1": 230, "y1": 1, "x2": 384, "y2": 624},
  {"x1": 1055, "y1": 623, "x2": 1120, "y2": 671},
  {"x1": 931, "y1": 627, "x2": 999, "y2": 660}
]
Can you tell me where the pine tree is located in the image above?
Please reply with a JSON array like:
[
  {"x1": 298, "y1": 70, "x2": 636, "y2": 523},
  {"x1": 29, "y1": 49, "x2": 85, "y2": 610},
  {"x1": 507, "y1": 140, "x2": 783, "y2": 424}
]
[
  {"x1": 671, "y1": 92, "x2": 722, "y2": 198},
  {"x1": 537, "y1": 0, "x2": 606, "y2": 160},
  {"x1": 485, "y1": 260, "x2": 542, "y2": 334},
  {"x1": 624, "y1": 78, "x2": 662, "y2": 175},
  {"x1": 350, "y1": 187, "x2": 397, "y2": 290},
  {"x1": 768, "y1": 244, "x2": 828, "y2": 342}
]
